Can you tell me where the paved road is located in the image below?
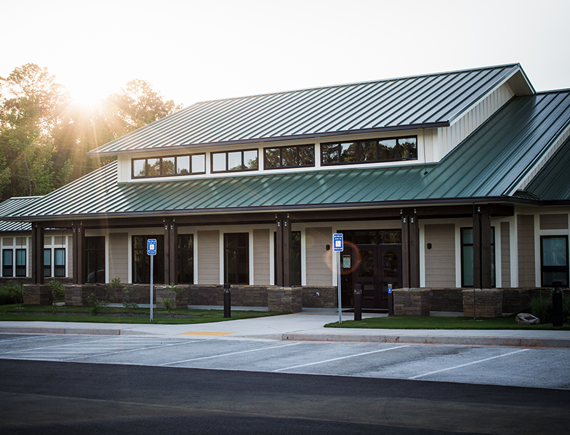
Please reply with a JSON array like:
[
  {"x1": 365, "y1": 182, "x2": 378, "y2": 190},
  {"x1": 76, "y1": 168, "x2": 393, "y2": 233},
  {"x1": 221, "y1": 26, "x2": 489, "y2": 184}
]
[
  {"x1": 1, "y1": 334, "x2": 569, "y2": 389},
  {"x1": 1, "y1": 359, "x2": 570, "y2": 435}
]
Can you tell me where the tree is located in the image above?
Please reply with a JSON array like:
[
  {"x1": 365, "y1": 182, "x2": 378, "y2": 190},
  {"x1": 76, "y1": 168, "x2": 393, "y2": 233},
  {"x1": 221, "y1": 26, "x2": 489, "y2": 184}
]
[{"x1": 0, "y1": 64, "x2": 71, "y2": 199}]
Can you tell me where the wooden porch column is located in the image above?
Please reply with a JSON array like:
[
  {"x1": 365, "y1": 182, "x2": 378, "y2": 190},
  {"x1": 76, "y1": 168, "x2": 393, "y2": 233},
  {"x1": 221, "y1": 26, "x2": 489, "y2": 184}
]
[
  {"x1": 72, "y1": 222, "x2": 85, "y2": 284},
  {"x1": 472, "y1": 206, "x2": 492, "y2": 288},
  {"x1": 401, "y1": 210, "x2": 419, "y2": 288},
  {"x1": 31, "y1": 224, "x2": 44, "y2": 284},
  {"x1": 168, "y1": 218, "x2": 178, "y2": 284},
  {"x1": 473, "y1": 207, "x2": 482, "y2": 289},
  {"x1": 401, "y1": 214, "x2": 410, "y2": 288},
  {"x1": 163, "y1": 219, "x2": 171, "y2": 285},
  {"x1": 481, "y1": 211, "x2": 492, "y2": 289},
  {"x1": 275, "y1": 215, "x2": 284, "y2": 286},
  {"x1": 283, "y1": 214, "x2": 291, "y2": 287}
]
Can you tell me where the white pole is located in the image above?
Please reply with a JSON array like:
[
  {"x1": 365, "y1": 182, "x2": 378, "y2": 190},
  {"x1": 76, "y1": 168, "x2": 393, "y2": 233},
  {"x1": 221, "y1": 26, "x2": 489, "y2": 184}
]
[
  {"x1": 337, "y1": 251, "x2": 342, "y2": 325},
  {"x1": 150, "y1": 255, "x2": 154, "y2": 322}
]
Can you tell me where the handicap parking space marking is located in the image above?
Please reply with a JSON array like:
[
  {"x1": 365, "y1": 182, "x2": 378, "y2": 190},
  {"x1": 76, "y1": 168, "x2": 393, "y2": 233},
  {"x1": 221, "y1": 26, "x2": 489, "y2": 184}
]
[
  {"x1": 408, "y1": 348, "x2": 530, "y2": 380},
  {"x1": 61, "y1": 339, "x2": 205, "y2": 362},
  {"x1": 273, "y1": 345, "x2": 411, "y2": 372},
  {"x1": 0, "y1": 336, "x2": 120, "y2": 355},
  {"x1": 160, "y1": 341, "x2": 302, "y2": 366}
]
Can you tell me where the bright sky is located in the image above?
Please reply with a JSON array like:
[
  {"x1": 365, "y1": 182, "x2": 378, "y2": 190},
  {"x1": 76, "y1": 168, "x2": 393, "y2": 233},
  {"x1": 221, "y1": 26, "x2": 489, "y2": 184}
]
[{"x1": 2, "y1": 0, "x2": 569, "y2": 108}]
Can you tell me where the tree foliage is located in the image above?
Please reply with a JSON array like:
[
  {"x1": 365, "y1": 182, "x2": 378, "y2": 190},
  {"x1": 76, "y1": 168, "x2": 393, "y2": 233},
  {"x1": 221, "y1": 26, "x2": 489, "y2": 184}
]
[{"x1": 0, "y1": 64, "x2": 181, "y2": 200}]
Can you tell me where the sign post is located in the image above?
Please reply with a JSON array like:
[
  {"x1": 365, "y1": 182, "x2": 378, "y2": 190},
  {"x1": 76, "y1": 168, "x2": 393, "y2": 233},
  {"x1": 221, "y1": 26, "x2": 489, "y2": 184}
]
[
  {"x1": 333, "y1": 233, "x2": 343, "y2": 325},
  {"x1": 147, "y1": 239, "x2": 157, "y2": 322}
]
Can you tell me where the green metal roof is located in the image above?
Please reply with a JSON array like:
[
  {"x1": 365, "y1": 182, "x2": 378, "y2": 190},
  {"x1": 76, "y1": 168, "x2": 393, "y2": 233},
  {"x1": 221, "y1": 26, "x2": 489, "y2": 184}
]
[
  {"x1": 89, "y1": 64, "x2": 532, "y2": 156},
  {"x1": 518, "y1": 135, "x2": 570, "y2": 201},
  {"x1": 7, "y1": 90, "x2": 570, "y2": 221},
  {"x1": 0, "y1": 197, "x2": 40, "y2": 231}
]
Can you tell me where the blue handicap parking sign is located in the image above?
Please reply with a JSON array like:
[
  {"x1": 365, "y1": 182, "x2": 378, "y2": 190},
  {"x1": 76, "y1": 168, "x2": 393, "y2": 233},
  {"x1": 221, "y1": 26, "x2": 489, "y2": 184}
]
[
  {"x1": 147, "y1": 239, "x2": 157, "y2": 256},
  {"x1": 333, "y1": 233, "x2": 343, "y2": 252}
]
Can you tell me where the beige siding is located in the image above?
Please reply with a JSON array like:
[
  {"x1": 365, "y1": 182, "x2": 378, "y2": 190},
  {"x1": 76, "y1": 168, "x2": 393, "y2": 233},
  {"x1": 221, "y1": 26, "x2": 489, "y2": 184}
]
[
  {"x1": 424, "y1": 224, "x2": 456, "y2": 287},
  {"x1": 305, "y1": 227, "x2": 332, "y2": 286},
  {"x1": 53, "y1": 236, "x2": 65, "y2": 245},
  {"x1": 540, "y1": 214, "x2": 568, "y2": 230},
  {"x1": 108, "y1": 233, "x2": 128, "y2": 283},
  {"x1": 15, "y1": 236, "x2": 26, "y2": 246},
  {"x1": 3, "y1": 237, "x2": 13, "y2": 246},
  {"x1": 44, "y1": 236, "x2": 52, "y2": 247},
  {"x1": 68, "y1": 235, "x2": 73, "y2": 278},
  {"x1": 501, "y1": 222, "x2": 511, "y2": 288},
  {"x1": 517, "y1": 215, "x2": 535, "y2": 287},
  {"x1": 197, "y1": 230, "x2": 220, "y2": 284},
  {"x1": 253, "y1": 229, "x2": 270, "y2": 285}
]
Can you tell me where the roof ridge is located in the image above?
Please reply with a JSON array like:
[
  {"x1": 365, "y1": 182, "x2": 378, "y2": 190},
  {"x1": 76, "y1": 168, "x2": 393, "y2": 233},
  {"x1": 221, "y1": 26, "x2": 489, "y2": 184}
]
[{"x1": 193, "y1": 63, "x2": 521, "y2": 105}]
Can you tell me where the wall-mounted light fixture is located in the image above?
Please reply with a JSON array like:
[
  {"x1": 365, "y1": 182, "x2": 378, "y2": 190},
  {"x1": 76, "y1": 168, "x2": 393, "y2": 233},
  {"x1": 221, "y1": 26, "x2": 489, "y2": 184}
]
[
  {"x1": 326, "y1": 244, "x2": 330, "y2": 251},
  {"x1": 427, "y1": 243, "x2": 432, "y2": 250}
]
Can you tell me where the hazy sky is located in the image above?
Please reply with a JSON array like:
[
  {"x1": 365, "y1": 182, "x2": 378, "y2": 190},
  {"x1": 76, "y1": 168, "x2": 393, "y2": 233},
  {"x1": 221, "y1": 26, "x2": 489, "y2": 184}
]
[{"x1": 2, "y1": 0, "x2": 569, "y2": 107}]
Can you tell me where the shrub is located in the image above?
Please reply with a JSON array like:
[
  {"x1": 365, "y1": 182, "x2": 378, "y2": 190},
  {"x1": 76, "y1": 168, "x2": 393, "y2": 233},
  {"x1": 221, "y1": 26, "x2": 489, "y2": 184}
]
[
  {"x1": 122, "y1": 286, "x2": 139, "y2": 314},
  {"x1": 87, "y1": 292, "x2": 103, "y2": 316},
  {"x1": 162, "y1": 298, "x2": 174, "y2": 317},
  {"x1": 50, "y1": 280, "x2": 66, "y2": 314},
  {"x1": 0, "y1": 282, "x2": 24, "y2": 306},
  {"x1": 562, "y1": 294, "x2": 570, "y2": 324},
  {"x1": 529, "y1": 296, "x2": 552, "y2": 324}
]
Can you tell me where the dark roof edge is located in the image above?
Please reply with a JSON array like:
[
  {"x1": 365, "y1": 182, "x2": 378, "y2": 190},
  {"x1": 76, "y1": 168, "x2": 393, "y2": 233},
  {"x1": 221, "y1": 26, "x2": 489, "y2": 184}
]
[
  {"x1": 89, "y1": 122, "x2": 451, "y2": 156},
  {"x1": 7, "y1": 196, "x2": 567, "y2": 222},
  {"x1": 189, "y1": 63, "x2": 521, "y2": 106}
]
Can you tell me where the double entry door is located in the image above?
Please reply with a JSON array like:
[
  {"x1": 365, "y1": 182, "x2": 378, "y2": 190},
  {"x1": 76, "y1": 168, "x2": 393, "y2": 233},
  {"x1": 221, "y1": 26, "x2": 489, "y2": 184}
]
[{"x1": 355, "y1": 245, "x2": 401, "y2": 309}]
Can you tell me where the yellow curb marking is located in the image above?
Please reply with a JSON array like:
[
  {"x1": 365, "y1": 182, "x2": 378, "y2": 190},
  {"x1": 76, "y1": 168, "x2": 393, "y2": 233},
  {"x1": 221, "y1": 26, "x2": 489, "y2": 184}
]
[{"x1": 180, "y1": 331, "x2": 236, "y2": 336}]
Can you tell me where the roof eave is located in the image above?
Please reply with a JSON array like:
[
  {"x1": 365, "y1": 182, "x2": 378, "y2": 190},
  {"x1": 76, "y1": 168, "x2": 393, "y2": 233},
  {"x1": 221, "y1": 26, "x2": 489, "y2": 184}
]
[{"x1": 88, "y1": 122, "x2": 451, "y2": 157}]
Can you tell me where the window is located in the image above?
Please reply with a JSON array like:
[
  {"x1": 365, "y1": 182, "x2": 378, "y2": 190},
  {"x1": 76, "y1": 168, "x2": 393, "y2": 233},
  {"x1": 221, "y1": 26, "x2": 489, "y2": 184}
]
[
  {"x1": 224, "y1": 233, "x2": 249, "y2": 284},
  {"x1": 2, "y1": 250, "x2": 13, "y2": 277},
  {"x1": 44, "y1": 249, "x2": 52, "y2": 277},
  {"x1": 132, "y1": 154, "x2": 206, "y2": 178},
  {"x1": 321, "y1": 136, "x2": 417, "y2": 166},
  {"x1": 461, "y1": 228, "x2": 495, "y2": 287},
  {"x1": 541, "y1": 236, "x2": 568, "y2": 287},
  {"x1": 54, "y1": 248, "x2": 65, "y2": 277},
  {"x1": 132, "y1": 236, "x2": 164, "y2": 284},
  {"x1": 86, "y1": 237, "x2": 105, "y2": 283},
  {"x1": 15, "y1": 249, "x2": 26, "y2": 277},
  {"x1": 178, "y1": 234, "x2": 194, "y2": 284},
  {"x1": 264, "y1": 145, "x2": 315, "y2": 169},
  {"x1": 211, "y1": 150, "x2": 258, "y2": 173}
]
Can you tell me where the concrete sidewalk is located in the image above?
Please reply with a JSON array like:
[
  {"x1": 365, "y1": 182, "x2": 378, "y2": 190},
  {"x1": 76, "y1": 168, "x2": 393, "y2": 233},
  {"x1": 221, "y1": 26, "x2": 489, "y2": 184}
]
[{"x1": 1, "y1": 309, "x2": 569, "y2": 348}]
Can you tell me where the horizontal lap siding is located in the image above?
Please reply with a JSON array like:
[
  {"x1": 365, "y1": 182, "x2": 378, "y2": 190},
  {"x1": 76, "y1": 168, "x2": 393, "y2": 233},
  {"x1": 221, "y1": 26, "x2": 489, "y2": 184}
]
[
  {"x1": 108, "y1": 233, "x2": 128, "y2": 284},
  {"x1": 517, "y1": 215, "x2": 535, "y2": 287},
  {"x1": 198, "y1": 230, "x2": 220, "y2": 284},
  {"x1": 424, "y1": 224, "x2": 456, "y2": 288},
  {"x1": 305, "y1": 227, "x2": 332, "y2": 286},
  {"x1": 253, "y1": 229, "x2": 270, "y2": 285},
  {"x1": 539, "y1": 214, "x2": 568, "y2": 230}
]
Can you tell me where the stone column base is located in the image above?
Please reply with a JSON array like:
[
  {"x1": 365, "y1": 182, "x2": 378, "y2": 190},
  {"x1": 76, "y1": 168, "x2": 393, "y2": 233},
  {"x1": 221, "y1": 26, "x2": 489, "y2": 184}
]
[
  {"x1": 268, "y1": 287, "x2": 302, "y2": 313},
  {"x1": 23, "y1": 284, "x2": 52, "y2": 305},
  {"x1": 392, "y1": 288, "x2": 430, "y2": 316},
  {"x1": 462, "y1": 289, "x2": 502, "y2": 318}
]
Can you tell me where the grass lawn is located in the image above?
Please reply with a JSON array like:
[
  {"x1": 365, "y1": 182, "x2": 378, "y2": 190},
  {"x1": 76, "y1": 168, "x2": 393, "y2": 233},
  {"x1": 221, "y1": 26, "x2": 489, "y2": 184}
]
[
  {"x1": 325, "y1": 315, "x2": 570, "y2": 330},
  {"x1": 0, "y1": 304, "x2": 284, "y2": 325}
]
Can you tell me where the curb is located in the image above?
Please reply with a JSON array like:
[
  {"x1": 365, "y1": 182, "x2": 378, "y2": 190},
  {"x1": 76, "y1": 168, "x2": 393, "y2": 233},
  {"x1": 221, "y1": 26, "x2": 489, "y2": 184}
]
[
  {"x1": 0, "y1": 326, "x2": 150, "y2": 336},
  {"x1": 281, "y1": 333, "x2": 570, "y2": 348}
]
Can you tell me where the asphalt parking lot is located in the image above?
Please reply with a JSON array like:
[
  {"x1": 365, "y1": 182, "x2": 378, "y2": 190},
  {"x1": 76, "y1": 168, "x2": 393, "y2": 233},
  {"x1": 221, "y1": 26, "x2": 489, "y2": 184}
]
[{"x1": 1, "y1": 333, "x2": 569, "y2": 389}]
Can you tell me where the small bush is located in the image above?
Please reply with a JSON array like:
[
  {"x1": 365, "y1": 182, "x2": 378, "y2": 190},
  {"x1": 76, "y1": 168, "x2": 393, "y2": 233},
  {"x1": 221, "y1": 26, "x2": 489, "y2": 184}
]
[
  {"x1": 87, "y1": 292, "x2": 103, "y2": 316},
  {"x1": 50, "y1": 280, "x2": 66, "y2": 314},
  {"x1": 162, "y1": 298, "x2": 174, "y2": 317},
  {"x1": 0, "y1": 282, "x2": 24, "y2": 305},
  {"x1": 529, "y1": 296, "x2": 552, "y2": 323},
  {"x1": 122, "y1": 286, "x2": 139, "y2": 314},
  {"x1": 562, "y1": 294, "x2": 570, "y2": 324}
]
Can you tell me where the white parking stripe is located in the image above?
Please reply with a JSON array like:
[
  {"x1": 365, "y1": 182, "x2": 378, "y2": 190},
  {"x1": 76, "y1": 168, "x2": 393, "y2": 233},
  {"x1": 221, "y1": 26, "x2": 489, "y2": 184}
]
[
  {"x1": 408, "y1": 349, "x2": 530, "y2": 379},
  {"x1": 0, "y1": 337, "x2": 117, "y2": 354},
  {"x1": 274, "y1": 345, "x2": 411, "y2": 372},
  {"x1": 161, "y1": 342, "x2": 302, "y2": 366},
  {"x1": 62, "y1": 340, "x2": 203, "y2": 361}
]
